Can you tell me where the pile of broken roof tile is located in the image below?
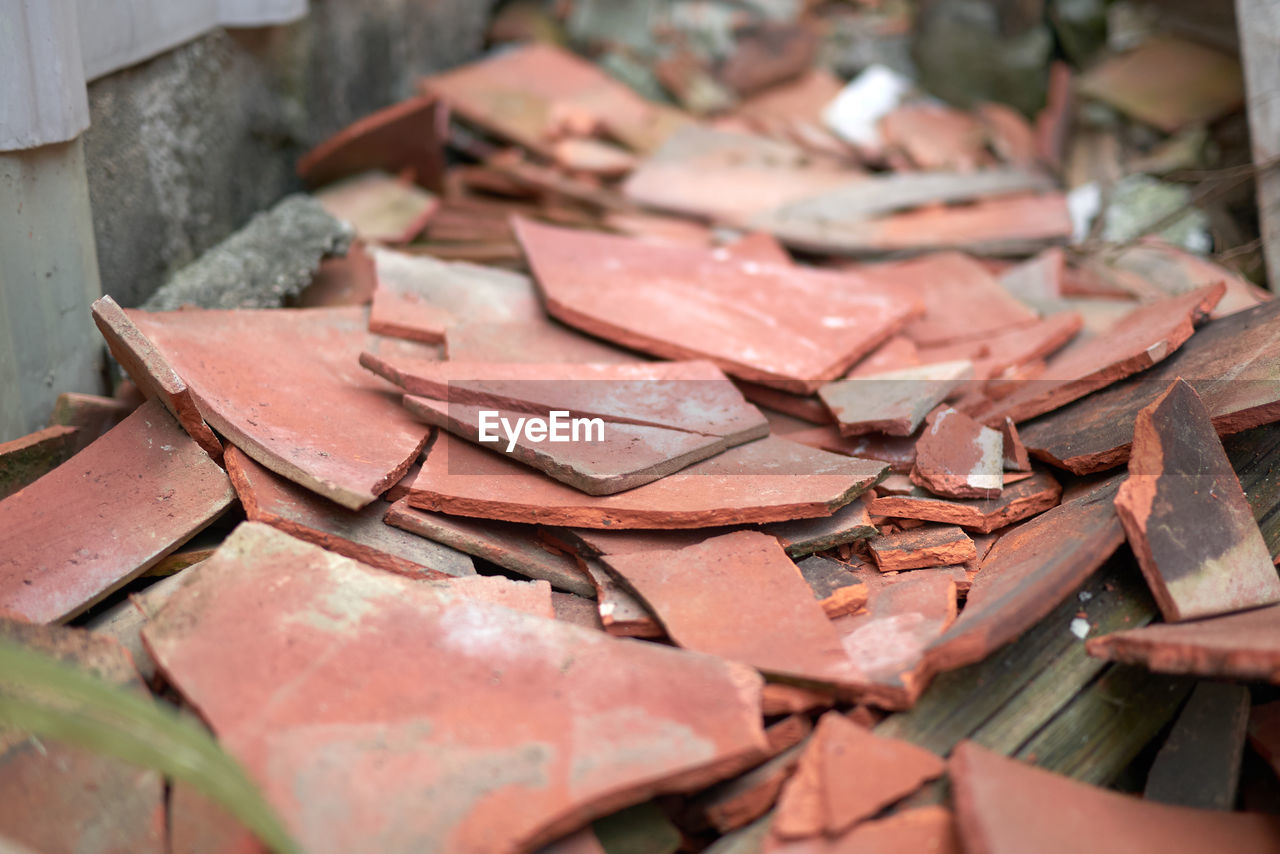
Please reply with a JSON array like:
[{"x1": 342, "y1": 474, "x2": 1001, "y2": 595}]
[{"x1": 3, "y1": 16, "x2": 1280, "y2": 854}]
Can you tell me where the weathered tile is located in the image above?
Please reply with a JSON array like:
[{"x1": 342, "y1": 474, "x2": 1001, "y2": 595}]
[
  {"x1": 1000, "y1": 417, "x2": 1031, "y2": 471},
  {"x1": 981, "y1": 284, "x2": 1224, "y2": 424},
  {"x1": 764, "y1": 498, "x2": 879, "y2": 559},
  {"x1": 551, "y1": 137, "x2": 637, "y2": 176},
  {"x1": 601, "y1": 531, "x2": 855, "y2": 688},
  {"x1": 869, "y1": 526, "x2": 977, "y2": 572},
  {"x1": 0, "y1": 401, "x2": 233, "y2": 623},
  {"x1": 1115, "y1": 380, "x2": 1280, "y2": 621},
  {"x1": 297, "y1": 93, "x2": 445, "y2": 190},
  {"x1": 819, "y1": 360, "x2": 972, "y2": 437},
  {"x1": 314, "y1": 171, "x2": 438, "y2": 244},
  {"x1": 622, "y1": 126, "x2": 856, "y2": 224},
  {"x1": 759, "y1": 186, "x2": 1071, "y2": 256},
  {"x1": 48, "y1": 392, "x2": 134, "y2": 452},
  {"x1": 914, "y1": 311, "x2": 1083, "y2": 383},
  {"x1": 926, "y1": 477, "x2": 1125, "y2": 672},
  {"x1": 296, "y1": 240, "x2": 378, "y2": 308},
  {"x1": 786, "y1": 425, "x2": 918, "y2": 473},
  {"x1": 761, "y1": 684, "x2": 837, "y2": 716},
  {"x1": 124, "y1": 306, "x2": 430, "y2": 509},
  {"x1": 515, "y1": 218, "x2": 920, "y2": 394},
  {"x1": 1020, "y1": 298, "x2": 1280, "y2": 474},
  {"x1": 367, "y1": 248, "x2": 541, "y2": 344},
  {"x1": 950, "y1": 741, "x2": 1280, "y2": 854},
  {"x1": 766, "y1": 806, "x2": 959, "y2": 854},
  {"x1": 91, "y1": 295, "x2": 223, "y2": 459},
  {"x1": 579, "y1": 556, "x2": 664, "y2": 639},
  {"x1": 420, "y1": 43, "x2": 689, "y2": 157},
  {"x1": 83, "y1": 568, "x2": 200, "y2": 682},
  {"x1": 143, "y1": 523, "x2": 768, "y2": 853},
  {"x1": 225, "y1": 446, "x2": 473, "y2": 580},
  {"x1": 408, "y1": 433, "x2": 886, "y2": 529},
  {"x1": 438, "y1": 574, "x2": 555, "y2": 618},
  {"x1": 1078, "y1": 35, "x2": 1243, "y2": 133},
  {"x1": 692, "y1": 741, "x2": 806, "y2": 834},
  {"x1": 551, "y1": 591, "x2": 605, "y2": 631},
  {"x1": 1144, "y1": 681, "x2": 1251, "y2": 810},
  {"x1": 1085, "y1": 603, "x2": 1280, "y2": 683},
  {"x1": 879, "y1": 103, "x2": 991, "y2": 171},
  {"x1": 385, "y1": 498, "x2": 593, "y2": 596},
  {"x1": 832, "y1": 574, "x2": 958, "y2": 709},
  {"x1": 1097, "y1": 239, "x2": 1272, "y2": 318},
  {"x1": 772, "y1": 712, "x2": 944, "y2": 839},
  {"x1": 912, "y1": 409, "x2": 1004, "y2": 500},
  {"x1": 0, "y1": 623, "x2": 165, "y2": 854},
  {"x1": 445, "y1": 320, "x2": 642, "y2": 364},
  {"x1": 0, "y1": 425, "x2": 79, "y2": 500},
  {"x1": 736, "y1": 382, "x2": 834, "y2": 425}
]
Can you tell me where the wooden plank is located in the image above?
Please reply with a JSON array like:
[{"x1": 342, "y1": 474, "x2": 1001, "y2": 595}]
[
  {"x1": 1236, "y1": 0, "x2": 1280, "y2": 289},
  {"x1": 1144, "y1": 681, "x2": 1251, "y2": 809},
  {"x1": 875, "y1": 556, "x2": 1154, "y2": 756},
  {"x1": 1225, "y1": 421, "x2": 1280, "y2": 560}
]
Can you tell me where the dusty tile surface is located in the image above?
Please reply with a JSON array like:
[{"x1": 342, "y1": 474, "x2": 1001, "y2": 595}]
[
  {"x1": 143, "y1": 523, "x2": 768, "y2": 854},
  {"x1": 225, "y1": 446, "x2": 474, "y2": 580},
  {"x1": 0, "y1": 401, "x2": 233, "y2": 623},
  {"x1": 819, "y1": 360, "x2": 972, "y2": 437},
  {"x1": 869, "y1": 526, "x2": 977, "y2": 572},
  {"x1": 912, "y1": 409, "x2": 1005, "y2": 500}
]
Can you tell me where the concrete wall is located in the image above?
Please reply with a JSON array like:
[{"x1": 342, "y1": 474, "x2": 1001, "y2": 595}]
[{"x1": 84, "y1": 0, "x2": 495, "y2": 308}]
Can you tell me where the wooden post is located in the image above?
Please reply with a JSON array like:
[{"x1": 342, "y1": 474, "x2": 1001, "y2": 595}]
[{"x1": 1237, "y1": 0, "x2": 1280, "y2": 290}]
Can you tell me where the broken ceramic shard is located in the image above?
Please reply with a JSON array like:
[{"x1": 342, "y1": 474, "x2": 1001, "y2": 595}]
[
  {"x1": 1114, "y1": 379, "x2": 1280, "y2": 622},
  {"x1": 124, "y1": 306, "x2": 430, "y2": 509},
  {"x1": 819, "y1": 360, "x2": 972, "y2": 437},
  {"x1": 515, "y1": 217, "x2": 921, "y2": 394},
  {"x1": 225, "y1": 446, "x2": 474, "y2": 580},
  {"x1": 367, "y1": 248, "x2": 542, "y2": 344},
  {"x1": 297, "y1": 93, "x2": 445, "y2": 190},
  {"x1": 408, "y1": 432, "x2": 887, "y2": 529},
  {"x1": 0, "y1": 400, "x2": 233, "y2": 624},
  {"x1": 314, "y1": 171, "x2": 438, "y2": 244},
  {"x1": 912, "y1": 409, "x2": 1005, "y2": 500},
  {"x1": 868, "y1": 526, "x2": 977, "y2": 572},
  {"x1": 143, "y1": 522, "x2": 768, "y2": 854}
]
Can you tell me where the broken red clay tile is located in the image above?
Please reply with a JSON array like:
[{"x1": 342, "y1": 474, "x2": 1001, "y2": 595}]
[
  {"x1": 734, "y1": 68, "x2": 844, "y2": 128},
  {"x1": 408, "y1": 432, "x2": 886, "y2": 529},
  {"x1": 296, "y1": 240, "x2": 378, "y2": 308},
  {"x1": 879, "y1": 103, "x2": 991, "y2": 172},
  {"x1": 551, "y1": 591, "x2": 605, "y2": 631},
  {"x1": 950, "y1": 740, "x2": 1280, "y2": 854},
  {"x1": 420, "y1": 43, "x2": 689, "y2": 157},
  {"x1": 819, "y1": 360, "x2": 972, "y2": 437},
  {"x1": 314, "y1": 171, "x2": 439, "y2": 244},
  {"x1": 981, "y1": 283, "x2": 1225, "y2": 424},
  {"x1": 552, "y1": 138, "x2": 637, "y2": 177},
  {"x1": 601, "y1": 531, "x2": 856, "y2": 688},
  {"x1": 766, "y1": 192, "x2": 1073, "y2": 257},
  {"x1": 622, "y1": 126, "x2": 856, "y2": 225},
  {"x1": 1020, "y1": 297, "x2": 1280, "y2": 474},
  {"x1": 603, "y1": 211, "x2": 717, "y2": 248},
  {"x1": 297, "y1": 93, "x2": 445, "y2": 191},
  {"x1": 0, "y1": 401, "x2": 233, "y2": 624},
  {"x1": 846, "y1": 335, "x2": 921, "y2": 378},
  {"x1": 445, "y1": 320, "x2": 642, "y2": 364},
  {"x1": 1102, "y1": 239, "x2": 1272, "y2": 318},
  {"x1": 782, "y1": 425, "x2": 918, "y2": 473},
  {"x1": 515, "y1": 218, "x2": 920, "y2": 395},
  {"x1": 124, "y1": 306, "x2": 429, "y2": 510},
  {"x1": 1086, "y1": 604, "x2": 1280, "y2": 683},
  {"x1": 0, "y1": 623, "x2": 165, "y2": 853},
  {"x1": 795, "y1": 555, "x2": 868, "y2": 618},
  {"x1": 915, "y1": 311, "x2": 1083, "y2": 383},
  {"x1": 765, "y1": 498, "x2": 879, "y2": 559},
  {"x1": 367, "y1": 248, "x2": 541, "y2": 343},
  {"x1": 761, "y1": 683, "x2": 837, "y2": 716},
  {"x1": 767, "y1": 806, "x2": 960, "y2": 854},
  {"x1": 91, "y1": 295, "x2": 223, "y2": 459},
  {"x1": 862, "y1": 252, "x2": 1039, "y2": 350},
  {"x1": 1115, "y1": 380, "x2": 1280, "y2": 622},
  {"x1": 832, "y1": 573, "x2": 958, "y2": 709},
  {"x1": 385, "y1": 498, "x2": 593, "y2": 596},
  {"x1": 0, "y1": 424, "x2": 79, "y2": 500},
  {"x1": 694, "y1": 741, "x2": 807, "y2": 834},
  {"x1": 736, "y1": 382, "x2": 835, "y2": 425},
  {"x1": 144, "y1": 523, "x2": 768, "y2": 853},
  {"x1": 979, "y1": 101, "x2": 1038, "y2": 169},
  {"x1": 926, "y1": 476, "x2": 1125, "y2": 672},
  {"x1": 912, "y1": 408, "x2": 1004, "y2": 500},
  {"x1": 869, "y1": 526, "x2": 977, "y2": 572},
  {"x1": 579, "y1": 556, "x2": 665, "y2": 639},
  {"x1": 225, "y1": 446, "x2": 474, "y2": 580},
  {"x1": 724, "y1": 231, "x2": 794, "y2": 266},
  {"x1": 1249, "y1": 701, "x2": 1280, "y2": 779},
  {"x1": 1000, "y1": 417, "x2": 1031, "y2": 472},
  {"x1": 438, "y1": 575, "x2": 554, "y2": 619},
  {"x1": 772, "y1": 711, "x2": 945, "y2": 840},
  {"x1": 48, "y1": 391, "x2": 134, "y2": 452},
  {"x1": 1078, "y1": 35, "x2": 1243, "y2": 134}
]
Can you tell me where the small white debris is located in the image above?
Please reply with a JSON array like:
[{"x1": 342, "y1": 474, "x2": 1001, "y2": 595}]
[
  {"x1": 1069, "y1": 617, "x2": 1090, "y2": 640},
  {"x1": 1078, "y1": 591, "x2": 1093, "y2": 603},
  {"x1": 822, "y1": 64, "x2": 913, "y2": 148}
]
